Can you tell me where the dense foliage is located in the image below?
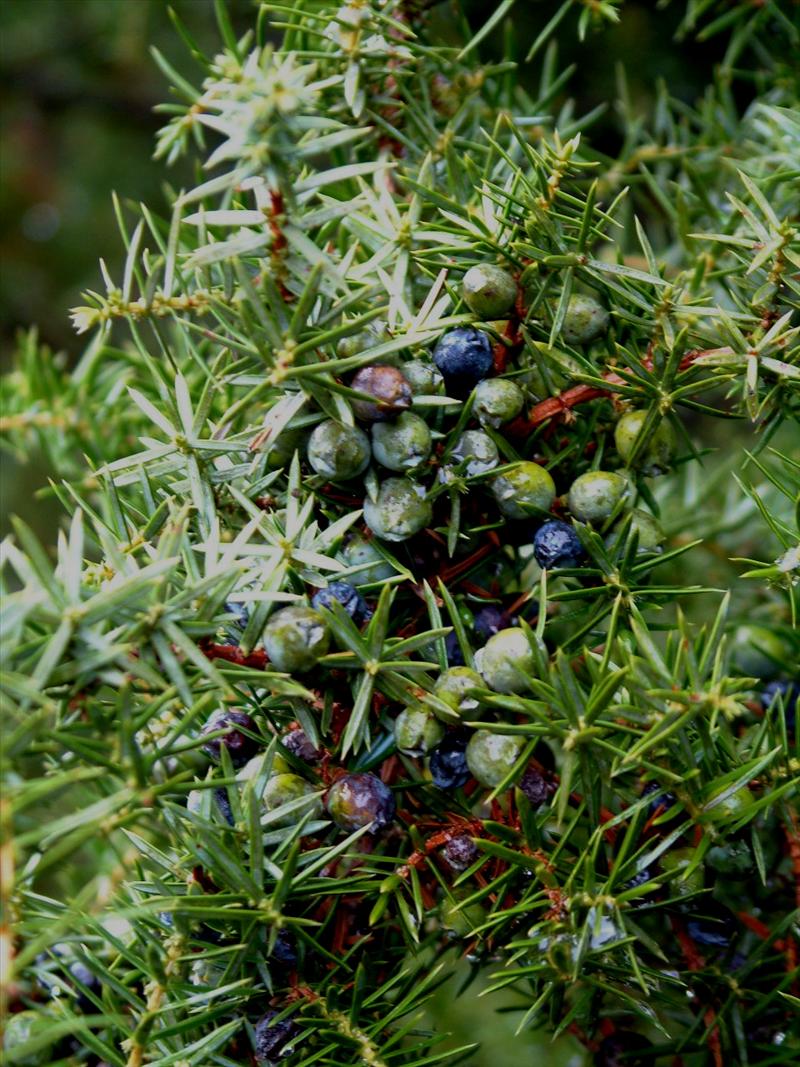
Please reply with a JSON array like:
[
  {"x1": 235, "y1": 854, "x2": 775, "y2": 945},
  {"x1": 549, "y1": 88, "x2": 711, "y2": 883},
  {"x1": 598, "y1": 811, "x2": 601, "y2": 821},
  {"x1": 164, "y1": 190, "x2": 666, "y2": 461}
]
[{"x1": 1, "y1": 2, "x2": 799, "y2": 1066}]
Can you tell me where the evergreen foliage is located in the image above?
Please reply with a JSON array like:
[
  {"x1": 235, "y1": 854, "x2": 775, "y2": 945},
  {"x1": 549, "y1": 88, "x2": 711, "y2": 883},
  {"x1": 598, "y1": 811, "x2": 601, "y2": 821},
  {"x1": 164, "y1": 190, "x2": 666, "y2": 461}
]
[{"x1": 1, "y1": 2, "x2": 799, "y2": 1065}]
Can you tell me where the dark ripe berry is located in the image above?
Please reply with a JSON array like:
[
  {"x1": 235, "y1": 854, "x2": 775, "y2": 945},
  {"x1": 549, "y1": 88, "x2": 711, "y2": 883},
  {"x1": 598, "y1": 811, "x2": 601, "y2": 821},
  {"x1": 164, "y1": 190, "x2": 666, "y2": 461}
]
[
  {"x1": 686, "y1": 910, "x2": 737, "y2": 950},
  {"x1": 518, "y1": 766, "x2": 549, "y2": 806},
  {"x1": 254, "y1": 1010, "x2": 300, "y2": 1064},
  {"x1": 68, "y1": 960, "x2": 100, "y2": 1013},
  {"x1": 533, "y1": 520, "x2": 585, "y2": 569},
  {"x1": 269, "y1": 930, "x2": 298, "y2": 967},
  {"x1": 432, "y1": 327, "x2": 494, "y2": 398},
  {"x1": 311, "y1": 580, "x2": 370, "y2": 623},
  {"x1": 263, "y1": 605, "x2": 330, "y2": 673},
  {"x1": 223, "y1": 599, "x2": 249, "y2": 634},
  {"x1": 445, "y1": 631, "x2": 465, "y2": 666},
  {"x1": 214, "y1": 787, "x2": 235, "y2": 825},
  {"x1": 282, "y1": 728, "x2": 323, "y2": 763},
  {"x1": 350, "y1": 364, "x2": 412, "y2": 421},
  {"x1": 761, "y1": 678, "x2": 799, "y2": 729},
  {"x1": 442, "y1": 833, "x2": 479, "y2": 872},
  {"x1": 473, "y1": 605, "x2": 508, "y2": 640},
  {"x1": 595, "y1": 1030, "x2": 646, "y2": 1067},
  {"x1": 623, "y1": 867, "x2": 653, "y2": 890},
  {"x1": 202, "y1": 710, "x2": 259, "y2": 767},
  {"x1": 429, "y1": 732, "x2": 472, "y2": 789},
  {"x1": 642, "y1": 781, "x2": 677, "y2": 819},
  {"x1": 326, "y1": 772, "x2": 396, "y2": 831}
]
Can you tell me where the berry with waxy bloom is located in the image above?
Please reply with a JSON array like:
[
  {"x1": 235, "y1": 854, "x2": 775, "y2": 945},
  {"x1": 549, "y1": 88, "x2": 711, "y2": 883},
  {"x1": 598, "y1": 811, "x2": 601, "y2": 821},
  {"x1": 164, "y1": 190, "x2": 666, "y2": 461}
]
[
  {"x1": 466, "y1": 729, "x2": 525, "y2": 788},
  {"x1": 567, "y1": 470, "x2": 630, "y2": 524},
  {"x1": 254, "y1": 1010, "x2": 300, "y2": 1063},
  {"x1": 473, "y1": 378, "x2": 525, "y2": 428},
  {"x1": 532, "y1": 520, "x2": 585, "y2": 569},
  {"x1": 363, "y1": 477, "x2": 432, "y2": 542},
  {"x1": 326, "y1": 772, "x2": 396, "y2": 831},
  {"x1": 262, "y1": 773, "x2": 322, "y2": 827},
  {"x1": 450, "y1": 429, "x2": 499, "y2": 476},
  {"x1": 429, "y1": 732, "x2": 472, "y2": 789},
  {"x1": 462, "y1": 263, "x2": 517, "y2": 319},
  {"x1": 201, "y1": 709, "x2": 259, "y2": 767},
  {"x1": 282, "y1": 727, "x2": 323, "y2": 763},
  {"x1": 263, "y1": 605, "x2": 330, "y2": 673},
  {"x1": 432, "y1": 327, "x2": 494, "y2": 398},
  {"x1": 614, "y1": 409, "x2": 676, "y2": 475},
  {"x1": 475, "y1": 627, "x2": 536, "y2": 694},
  {"x1": 442, "y1": 833, "x2": 479, "y2": 872},
  {"x1": 311, "y1": 580, "x2": 370, "y2": 623},
  {"x1": 560, "y1": 294, "x2": 609, "y2": 345},
  {"x1": 371, "y1": 411, "x2": 432, "y2": 471},
  {"x1": 394, "y1": 707, "x2": 445, "y2": 755},
  {"x1": 432, "y1": 666, "x2": 483, "y2": 719},
  {"x1": 306, "y1": 419, "x2": 370, "y2": 482},
  {"x1": 350, "y1": 364, "x2": 412, "y2": 421},
  {"x1": 492, "y1": 461, "x2": 556, "y2": 519}
]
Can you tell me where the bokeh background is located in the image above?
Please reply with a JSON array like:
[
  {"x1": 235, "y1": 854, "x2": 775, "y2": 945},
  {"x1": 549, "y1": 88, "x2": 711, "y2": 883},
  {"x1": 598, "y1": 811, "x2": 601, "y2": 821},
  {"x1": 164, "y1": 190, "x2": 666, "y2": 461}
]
[{"x1": 0, "y1": 3, "x2": 786, "y2": 1064}]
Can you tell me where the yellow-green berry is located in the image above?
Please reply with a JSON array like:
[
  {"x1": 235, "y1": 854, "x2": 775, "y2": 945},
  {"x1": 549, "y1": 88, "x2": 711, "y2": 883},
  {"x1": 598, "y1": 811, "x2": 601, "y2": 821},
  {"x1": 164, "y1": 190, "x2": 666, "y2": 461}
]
[
  {"x1": 492, "y1": 461, "x2": 556, "y2": 519},
  {"x1": 567, "y1": 470, "x2": 630, "y2": 524},
  {"x1": 433, "y1": 666, "x2": 483, "y2": 720},
  {"x1": 475, "y1": 627, "x2": 536, "y2": 694},
  {"x1": 262, "y1": 773, "x2": 322, "y2": 827},
  {"x1": 614, "y1": 410, "x2": 676, "y2": 475},
  {"x1": 466, "y1": 729, "x2": 525, "y2": 788},
  {"x1": 394, "y1": 707, "x2": 445, "y2": 755}
]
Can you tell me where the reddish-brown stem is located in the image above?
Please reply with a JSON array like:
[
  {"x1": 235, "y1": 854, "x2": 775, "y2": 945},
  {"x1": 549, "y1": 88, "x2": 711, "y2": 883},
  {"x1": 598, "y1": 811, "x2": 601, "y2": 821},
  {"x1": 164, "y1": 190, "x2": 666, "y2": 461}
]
[{"x1": 505, "y1": 348, "x2": 710, "y2": 439}]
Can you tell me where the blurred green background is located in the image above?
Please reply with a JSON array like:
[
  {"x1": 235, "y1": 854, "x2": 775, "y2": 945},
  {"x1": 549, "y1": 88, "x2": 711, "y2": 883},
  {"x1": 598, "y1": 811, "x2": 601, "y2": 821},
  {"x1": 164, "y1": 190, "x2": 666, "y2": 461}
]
[{"x1": 0, "y1": 3, "x2": 785, "y2": 1064}]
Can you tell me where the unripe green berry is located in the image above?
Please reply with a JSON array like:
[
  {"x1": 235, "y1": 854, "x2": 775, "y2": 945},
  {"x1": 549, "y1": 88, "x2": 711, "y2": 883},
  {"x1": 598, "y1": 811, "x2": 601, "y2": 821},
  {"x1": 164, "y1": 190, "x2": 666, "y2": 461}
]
[
  {"x1": 433, "y1": 666, "x2": 483, "y2": 720},
  {"x1": 608, "y1": 508, "x2": 665, "y2": 553},
  {"x1": 262, "y1": 773, "x2": 322, "y2": 827},
  {"x1": 473, "y1": 378, "x2": 525, "y2": 428},
  {"x1": 476, "y1": 627, "x2": 536, "y2": 693},
  {"x1": 462, "y1": 264, "x2": 517, "y2": 319},
  {"x1": 394, "y1": 707, "x2": 445, "y2": 755},
  {"x1": 560, "y1": 294, "x2": 609, "y2": 345},
  {"x1": 339, "y1": 534, "x2": 395, "y2": 586},
  {"x1": 492, "y1": 461, "x2": 556, "y2": 518},
  {"x1": 263, "y1": 605, "x2": 330, "y2": 672},
  {"x1": 702, "y1": 782, "x2": 752, "y2": 822},
  {"x1": 336, "y1": 325, "x2": 390, "y2": 360},
  {"x1": 661, "y1": 848, "x2": 704, "y2": 898},
  {"x1": 450, "y1": 430, "x2": 499, "y2": 477},
  {"x1": 466, "y1": 729, "x2": 525, "y2": 788},
  {"x1": 402, "y1": 359, "x2": 443, "y2": 395},
  {"x1": 614, "y1": 410, "x2": 676, "y2": 475},
  {"x1": 307, "y1": 419, "x2": 371, "y2": 482},
  {"x1": 3, "y1": 1010, "x2": 56, "y2": 1065},
  {"x1": 441, "y1": 896, "x2": 486, "y2": 938},
  {"x1": 568, "y1": 470, "x2": 630, "y2": 524},
  {"x1": 264, "y1": 427, "x2": 306, "y2": 470},
  {"x1": 371, "y1": 412, "x2": 432, "y2": 471},
  {"x1": 363, "y1": 478, "x2": 432, "y2": 542}
]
